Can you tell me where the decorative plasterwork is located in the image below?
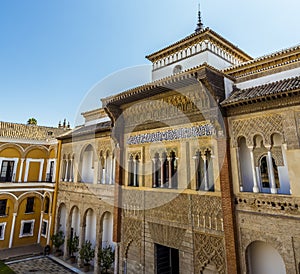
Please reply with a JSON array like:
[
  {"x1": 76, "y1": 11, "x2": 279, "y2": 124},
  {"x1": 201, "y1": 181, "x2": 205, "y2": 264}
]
[
  {"x1": 122, "y1": 89, "x2": 212, "y2": 128},
  {"x1": 148, "y1": 222, "x2": 186, "y2": 249},
  {"x1": 122, "y1": 217, "x2": 142, "y2": 258},
  {"x1": 231, "y1": 114, "x2": 283, "y2": 147},
  {"x1": 253, "y1": 147, "x2": 284, "y2": 167},
  {"x1": 194, "y1": 232, "x2": 226, "y2": 274},
  {"x1": 127, "y1": 124, "x2": 214, "y2": 145}
]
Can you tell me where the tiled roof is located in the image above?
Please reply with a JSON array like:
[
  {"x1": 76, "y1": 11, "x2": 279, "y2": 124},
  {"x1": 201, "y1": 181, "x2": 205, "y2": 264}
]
[
  {"x1": 221, "y1": 76, "x2": 300, "y2": 106},
  {"x1": 0, "y1": 121, "x2": 68, "y2": 141},
  {"x1": 102, "y1": 64, "x2": 225, "y2": 107},
  {"x1": 58, "y1": 121, "x2": 111, "y2": 139},
  {"x1": 146, "y1": 27, "x2": 252, "y2": 62},
  {"x1": 223, "y1": 44, "x2": 300, "y2": 73}
]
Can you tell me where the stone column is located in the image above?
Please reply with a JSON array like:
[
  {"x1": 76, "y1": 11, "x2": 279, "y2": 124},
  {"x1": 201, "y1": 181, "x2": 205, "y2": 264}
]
[
  {"x1": 69, "y1": 159, "x2": 73, "y2": 182},
  {"x1": 236, "y1": 147, "x2": 243, "y2": 192},
  {"x1": 110, "y1": 157, "x2": 114, "y2": 185},
  {"x1": 63, "y1": 214, "x2": 71, "y2": 260},
  {"x1": 266, "y1": 147, "x2": 277, "y2": 194},
  {"x1": 152, "y1": 158, "x2": 157, "y2": 187},
  {"x1": 160, "y1": 157, "x2": 164, "y2": 188},
  {"x1": 78, "y1": 225, "x2": 86, "y2": 267},
  {"x1": 133, "y1": 159, "x2": 137, "y2": 187},
  {"x1": 202, "y1": 154, "x2": 209, "y2": 191},
  {"x1": 47, "y1": 214, "x2": 52, "y2": 245},
  {"x1": 9, "y1": 213, "x2": 17, "y2": 248},
  {"x1": 39, "y1": 159, "x2": 44, "y2": 182},
  {"x1": 248, "y1": 146, "x2": 259, "y2": 193},
  {"x1": 168, "y1": 157, "x2": 172, "y2": 188},
  {"x1": 24, "y1": 159, "x2": 30, "y2": 182},
  {"x1": 37, "y1": 211, "x2": 44, "y2": 243},
  {"x1": 192, "y1": 155, "x2": 198, "y2": 190},
  {"x1": 93, "y1": 160, "x2": 98, "y2": 185},
  {"x1": 114, "y1": 243, "x2": 120, "y2": 274},
  {"x1": 64, "y1": 160, "x2": 69, "y2": 182},
  {"x1": 102, "y1": 168, "x2": 106, "y2": 184},
  {"x1": 18, "y1": 158, "x2": 25, "y2": 182}
]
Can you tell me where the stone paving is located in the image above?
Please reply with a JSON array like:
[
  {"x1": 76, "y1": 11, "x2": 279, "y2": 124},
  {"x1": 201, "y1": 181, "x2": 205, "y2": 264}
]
[{"x1": 6, "y1": 256, "x2": 77, "y2": 274}]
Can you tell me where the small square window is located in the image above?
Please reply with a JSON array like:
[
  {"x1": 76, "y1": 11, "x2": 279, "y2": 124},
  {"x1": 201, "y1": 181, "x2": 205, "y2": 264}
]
[
  {"x1": 20, "y1": 220, "x2": 35, "y2": 237},
  {"x1": 0, "y1": 200, "x2": 7, "y2": 216},
  {"x1": 0, "y1": 222, "x2": 6, "y2": 240},
  {"x1": 41, "y1": 220, "x2": 48, "y2": 238}
]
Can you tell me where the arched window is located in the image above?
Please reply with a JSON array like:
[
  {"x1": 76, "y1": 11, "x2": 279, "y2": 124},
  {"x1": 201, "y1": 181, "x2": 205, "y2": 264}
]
[
  {"x1": 152, "y1": 151, "x2": 178, "y2": 189},
  {"x1": 152, "y1": 153, "x2": 160, "y2": 188},
  {"x1": 128, "y1": 154, "x2": 139, "y2": 187},
  {"x1": 260, "y1": 155, "x2": 269, "y2": 188},
  {"x1": 206, "y1": 150, "x2": 214, "y2": 191},
  {"x1": 169, "y1": 151, "x2": 178, "y2": 189},
  {"x1": 195, "y1": 150, "x2": 204, "y2": 190},
  {"x1": 259, "y1": 155, "x2": 279, "y2": 192},
  {"x1": 44, "y1": 197, "x2": 50, "y2": 214},
  {"x1": 194, "y1": 149, "x2": 214, "y2": 191},
  {"x1": 81, "y1": 145, "x2": 95, "y2": 183}
]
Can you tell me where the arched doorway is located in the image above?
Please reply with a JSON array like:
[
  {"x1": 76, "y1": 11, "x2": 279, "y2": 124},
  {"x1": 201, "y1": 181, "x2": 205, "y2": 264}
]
[
  {"x1": 84, "y1": 208, "x2": 96, "y2": 247},
  {"x1": 101, "y1": 212, "x2": 113, "y2": 248},
  {"x1": 70, "y1": 206, "x2": 80, "y2": 239},
  {"x1": 246, "y1": 241, "x2": 286, "y2": 274},
  {"x1": 80, "y1": 145, "x2": 95, "y2": 183},
  {"x1": 57, "y1": 203, "x2": 67, "y2": 234}
]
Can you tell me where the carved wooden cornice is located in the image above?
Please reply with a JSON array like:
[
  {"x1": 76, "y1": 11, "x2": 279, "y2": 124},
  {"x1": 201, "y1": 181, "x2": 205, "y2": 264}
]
[
  {"x1": 224, "y1": 44, "x2": 300, "y2": 80},
  {"x1": 146, "y1": 28, "x2": 252, "y2": 63}
]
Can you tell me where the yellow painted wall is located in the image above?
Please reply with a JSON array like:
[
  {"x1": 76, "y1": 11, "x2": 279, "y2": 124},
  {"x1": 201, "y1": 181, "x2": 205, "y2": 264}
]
[
  {"x1": 0, "y1": 147, "x2": 21, "y2": 158},
  {"x1": 13, "y1": 195, "x2": 42, "y2": 247},
  {"x1": 26, "y1": 149, "x2": 47, "y2": 159},
  {"x1": 27, "y1": 162, "x2": 40, "y2": 182},
  {"x1": 0, "y1": 196, "x2": 15, "y2": 249},
  {"x1": 49, "y1": 149, "x2": 56, "y2": 159}
]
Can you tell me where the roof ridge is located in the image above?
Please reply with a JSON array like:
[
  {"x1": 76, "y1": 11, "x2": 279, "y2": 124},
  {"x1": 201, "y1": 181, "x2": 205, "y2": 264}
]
[
  {"x1": 239, "y1": 75, "x2": 300, "y2": 92},
  {"x1": 224, "y1": 44, "x2": 300, "y2": 72}
]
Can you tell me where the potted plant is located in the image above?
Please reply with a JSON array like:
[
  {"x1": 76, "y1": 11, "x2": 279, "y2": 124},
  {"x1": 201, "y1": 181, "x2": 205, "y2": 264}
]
[
  {"x1": 51, "y1": 230, "x2": 65, "y2": 256},
  {"x1": 79, "y1": 240, "x2": 95, "y2": 272},
  {"x1": 98, "y1": 245, "x2": 114, "y2": 273},
  {"x1": 67, "y1": 234, "x2": 79, "y2": 263}
]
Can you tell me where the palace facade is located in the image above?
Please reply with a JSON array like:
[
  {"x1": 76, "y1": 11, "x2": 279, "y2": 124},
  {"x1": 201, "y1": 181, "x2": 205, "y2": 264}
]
[
  {"x1": 2, "y1": 12, "x2": 300, "y2": 274},
  {"x1": 101, "y1": 17, "x2": 300, "y2": 274},
  {"x1": 0, "y1": 121, "x2": 68, "y2": 250}
]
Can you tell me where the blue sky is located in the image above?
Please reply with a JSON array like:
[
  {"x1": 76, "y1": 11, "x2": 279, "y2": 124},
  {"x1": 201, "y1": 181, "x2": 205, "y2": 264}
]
[{"x1": 0, "y1": 0, "x2": 299, "y2": 127}]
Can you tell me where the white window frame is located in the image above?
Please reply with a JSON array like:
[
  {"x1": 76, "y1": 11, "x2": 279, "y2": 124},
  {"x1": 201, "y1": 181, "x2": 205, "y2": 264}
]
[
  {"x1": 0, "y1": 157, "x2": 19, "y2": 182},
  {"x1": 41, "y1": 219, "x2": 48, "y2": 238},
  {"x1": 0, "y1": 222, "x2": 6, "y2": 240},
  {"x1": 19, "y1": 219, "x2": 35, "y2": 237}
]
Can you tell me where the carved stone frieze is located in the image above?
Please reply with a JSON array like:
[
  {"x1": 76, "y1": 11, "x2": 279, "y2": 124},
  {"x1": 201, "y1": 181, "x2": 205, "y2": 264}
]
[
  {"x1": 122, "y1": 217, "x2": 143, "y2": 258},
  {"x1": 123, "y1": 86, "x2": 213, "y2": 127},
  {"x1": 194, "y1": 232, "x2": 226, "y2": 274},
  {"x1": 148, "y1": 222, "x2": 186, "y2": 249},
  {"x1": 191, "y1": 195, "x2": 224, "y2": 232}
]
